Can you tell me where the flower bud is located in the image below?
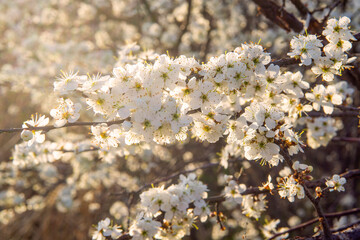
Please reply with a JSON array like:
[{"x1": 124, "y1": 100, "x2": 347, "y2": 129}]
[{"x1": 21, "y1": 130, "x2": 33, "y2": 141}]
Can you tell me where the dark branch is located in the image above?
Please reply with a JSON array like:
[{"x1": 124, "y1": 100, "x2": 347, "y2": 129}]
[
  {"x1": 269, "y1": 208, "x2": 360, "y2": 239},
  {"x1": 252, "y1": 0, "x2": 303, "y2": 32},
  {"x1": 306, "y1": 169, "x2": 360, "y2": 188},
  {"x1": 289, "y1": 0, "x2": 323, "y2": 34},
  {"x1": 332, "y1": 137, "x2": 360, "y2": 143}
]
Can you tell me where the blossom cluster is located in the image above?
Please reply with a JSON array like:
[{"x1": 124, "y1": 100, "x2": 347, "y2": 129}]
[
  {"x1": 53, "y1": 43, "x2": 315, "y2": 167},
  {"x1": 305, "y1": 81, "x2": 353, "y2": 114},
  {"x1": 289, "y1": 16, "x2": 356, "y2": 82},
  {"x1": 241, "y1": 194, "x2": 268, "y2": 220},
  {"x1": 93, "y1": 174, "x2": 210, "y2": 240},
  {"x1": 277, "y1": 161, "x2": 313, "y2": 202},
  {"x1": 15, "y1": 17, "x2": 355, "y2": 171}
]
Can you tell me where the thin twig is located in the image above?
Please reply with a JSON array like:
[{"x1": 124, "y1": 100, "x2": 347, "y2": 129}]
[
  {"x1": 0, "y1": 119, "x2": 128, "y2": 134},
  {"x1": 215, "y1": 202, "x2": 226, "y2": 230},
  {"x1": 322, "y1": 0, "x2": 342, "y2": 24},
  {"x1": 269, "y1": 208, "x2": 360, "y2": 239},
  {"x1": 335, "y1": 105, "x2": 360, "y2": 112},
  {"x1": 306, "y1": 169, "x2": 360, "y2": 188},
  {"x1": 307, "y1": 111, "x2": 359, "y2": 117},
  {"x1": 332, "y1": 137, "x2": 360, "y2": 143},
  {"x1": 332, "y1": 219, "x2": 360, "y2": 233}
]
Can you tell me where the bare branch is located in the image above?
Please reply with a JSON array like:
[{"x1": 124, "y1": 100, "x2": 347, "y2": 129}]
[
  {"x1": 0, "y1": 119, "x2": 128, "y2": 135},
  {"x1": 322, "y1": 1, "x2": 343, "y2": 24},
  {"x1": 306, "y1": 169, "x2": 360, "y2": 188},
  {"x1": 307, "y1": 111, "x2": 359, "y2": 118},
  {"x1": 289, "y1": 0, "x2": 323, "y2": 34},
  {"x1": 269, "y1": 57, "x2": 300, "y2": 67},
  {"x1": 269, "y1": 208, "x2": 360, "y2": 239},
  {"x1": 332, "y1": 137, "x2": 360, "y2": 143},
  {"x1": 252, "y1": 0, "x2": 304, "y2": 32}
]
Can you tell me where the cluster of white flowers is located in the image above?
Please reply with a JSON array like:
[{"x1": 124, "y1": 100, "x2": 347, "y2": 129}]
[
  {"x1": 277, "y1": 161, "x2": 313, "y2": 202},
  {"x1": 288, "y1": 34, "x2": 323, "y2": 66},
  {"x1": 94, "y1": 174, "x2": 210, "y2": 240},
  {"x1": 323, "y1": 17, "x2": 356, "y2": 56},
  {"x1": 278, "y1": 161, "x2": 313, "y2": 202},
  {"x1": 278, "y1": 175, "x2": 305, "y2": 202},
  {"x1": 326, "y1": 174, "x2": 347, "y2": 192},
  {"x1": 91, "y1": 124, "x2": 123, "y2": 149},
  {"x1": 52, "y1": 42, "x2": 319, "y2": 168},
  {"x1": 17, "y1": 17, "x2": 349, "y2": 173},
  {"x1": 129, "y1": 215, "x2": 163, "y2": 240},
  {"x1": 289, "y1": 17, "x2": 356, "y2": 82},
  {"x1": 1, "y1": 0, "x2": 293, "y2": 111},
  {"x1": 305, "y1": 81, "x2": 353, "y2": 114}
]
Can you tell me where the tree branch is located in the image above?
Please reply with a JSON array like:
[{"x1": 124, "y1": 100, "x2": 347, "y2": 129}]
[
  {"x1": 332, "y1": 137, "x2": 360, "y2": 143},
  {"x1": 252, "y1": 0, "x2": 303, "y2": 32},
  {"x1": 303, "y1": 184, "x2": 333, "y2": 239},
  {"x1": 289, "y1": 0, "x2": 324, "y2": 34},
  {"x1": 269, "y1": 208, "x2": 360, "y2": 239},
  {"x1": 307, "y1": 111, "x2": 359, "y2": 118},
  {"x1": 269, "y1": 57, "x2": 300, "y2": 67},
  {"x1": 0, "y1": 119, "x2": 128, "y2": 135},
  {"x1": 306, "y1": 169, "x2": 360, "y2": 188}
]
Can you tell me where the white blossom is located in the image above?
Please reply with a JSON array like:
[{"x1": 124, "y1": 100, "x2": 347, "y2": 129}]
[
  {"x1": 21, "y1": 114, "x2": 49, "y2": 146},
  {"x1": 326, "y1": 174, "x2": 346, "y2": 192}
]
